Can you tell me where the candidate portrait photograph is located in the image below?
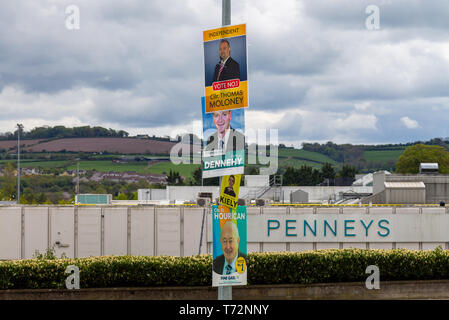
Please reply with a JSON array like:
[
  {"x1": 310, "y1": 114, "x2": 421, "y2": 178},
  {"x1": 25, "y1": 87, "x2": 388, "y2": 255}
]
[
  {"x1": 224, "y1": 175, "x2": 237, "y2": 197},
  {"x1": 203, "y1": 35, "x2": 247, "y2": 87},
  {"x1": 203, "y1": 109, "x2": 245, "y2": 154},
  {"x1": 213, "y1": 220, "x2": 247, "y2": 275}
]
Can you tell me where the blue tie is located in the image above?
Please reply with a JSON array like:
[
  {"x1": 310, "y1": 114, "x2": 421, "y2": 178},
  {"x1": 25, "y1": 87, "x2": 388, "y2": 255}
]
[
  {"x1": 225, "y1": 264, "x2": 232, "y2": 275},
  {"x1": 220, "y1": 140, "x2": 225, "y2": 151}
]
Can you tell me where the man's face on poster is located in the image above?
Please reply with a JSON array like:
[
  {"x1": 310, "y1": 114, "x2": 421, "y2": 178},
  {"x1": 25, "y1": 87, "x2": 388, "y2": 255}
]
[
  {"x1": 220, "y1": 222, "x2": 240, "y2": 264},
  {"x1": 219, "y1": 41, "x2": 230, "y2": 61},
  {"x1": 228, "y1": 176, "x2": 235, "y2": 188},
  {"x1": 213, "y1": 110, "x2": 231, "y2": 137}
]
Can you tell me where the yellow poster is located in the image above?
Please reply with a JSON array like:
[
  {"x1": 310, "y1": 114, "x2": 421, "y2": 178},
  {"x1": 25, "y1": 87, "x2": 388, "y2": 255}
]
[
  {"x1": 219, "y1": 174, "x2": 242, "y2": 210},
  {"x1": 203, "y1": 24, "x2": 248, "y2": 113}
]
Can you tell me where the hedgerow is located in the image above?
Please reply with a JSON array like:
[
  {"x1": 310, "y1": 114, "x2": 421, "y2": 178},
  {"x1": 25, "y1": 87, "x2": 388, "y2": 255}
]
[{"x1": 0, "y1": 248, "x2": 449, "y2": 289}]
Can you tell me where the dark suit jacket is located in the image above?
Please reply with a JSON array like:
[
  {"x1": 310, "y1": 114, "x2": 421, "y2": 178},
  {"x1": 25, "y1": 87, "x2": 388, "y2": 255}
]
[
  {"x1": 205, "y1": 128, "x2": 245, "y2": 154},
  {"x1": 224, "y1": 187, "x2": 236, "y2": 197},
  {"x1": 213, "y1": 251, "x2": 247, "y2": 275},
  {"x1": 213, "y1": 57, "x2": 240, "y2": 82}
]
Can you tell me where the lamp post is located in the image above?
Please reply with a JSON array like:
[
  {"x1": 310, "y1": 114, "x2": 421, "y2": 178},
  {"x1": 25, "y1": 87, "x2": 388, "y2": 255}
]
[
  {"x1": 16, "y1": 124, "x2": 23, "y2": 204},
  {"x1": 76, "y1": 157, "x2": 80, "y2": 198},
  {"x1": 218, "y1": 0, "x2": 232, "y2": 301}
]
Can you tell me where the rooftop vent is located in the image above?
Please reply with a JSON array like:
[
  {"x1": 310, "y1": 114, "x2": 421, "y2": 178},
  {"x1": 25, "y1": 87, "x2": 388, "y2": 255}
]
[{"x1": 419, "y1": 163, "x2": 438, "y2": 174}]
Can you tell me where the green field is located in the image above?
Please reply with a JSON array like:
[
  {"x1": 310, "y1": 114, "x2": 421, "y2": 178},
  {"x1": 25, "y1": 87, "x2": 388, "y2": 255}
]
[
  {"x1": 277, "y1": 148, "x2": 338, "y2": 164},
  {"x1": 67, "y1": 160, "x2": 198, "y2": 177},
  {"x1": 0, "y1": 147, "x2": 407, "y2": 179},
  {"x1": 0, "y1": 158, "x2": 200, "y2": 179},
  {"x1": 67, "y1": 160, "x2": 148, "y2": 173},
  {"x1": 364, "y1": 149, "x2": 404, "y2": 164},
  {"x1": 278, "y1": 158, "x2": 323, "y2": 169},
  {"x1": 146, "y1": 162, "x2": 200, "y2": 177},
  {"x1": 0, "y1": 159, "x2": 72, "y2": 168}
]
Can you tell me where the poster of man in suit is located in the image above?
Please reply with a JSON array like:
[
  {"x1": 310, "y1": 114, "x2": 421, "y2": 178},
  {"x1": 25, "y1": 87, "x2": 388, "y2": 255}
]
[
  {"x1": 203, "y1": 24, "x2": 248, "y2": 113},
  {"x1": 201, "y1": 97, "x2": 245, "y2": 178},
  {"x1": 212, "y1": 205, "x2": 247, "y2": 286},
  {"x1": 212, "y1": 39, "x2": 240, "y2": 82},
  {"x1": 205, "y1": 109, "x2": 245, "y2": 154}
]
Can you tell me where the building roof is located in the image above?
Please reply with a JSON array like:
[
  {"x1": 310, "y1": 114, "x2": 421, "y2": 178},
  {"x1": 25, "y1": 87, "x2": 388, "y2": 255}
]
[
  {"x1": 420, "y1": 163, "x2": 438, "y2": 169},
  {"x1": 384, "y1": 181, "x2": 425, "y2": 189}
]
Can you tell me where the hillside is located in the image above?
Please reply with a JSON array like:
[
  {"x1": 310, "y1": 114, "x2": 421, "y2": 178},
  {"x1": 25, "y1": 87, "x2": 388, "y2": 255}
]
[
  {"x1": 14, "y1": 137, "x2": 178, "y2": 154},
  {"x1": 4, "y1": 134, "x2": 449, "y2": 177},
  {"x1": 0, "y1": 139, "x2": 44, "y2": 150}
]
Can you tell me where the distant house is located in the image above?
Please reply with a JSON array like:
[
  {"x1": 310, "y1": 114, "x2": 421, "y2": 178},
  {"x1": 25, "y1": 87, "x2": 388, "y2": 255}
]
[{"x1": 89, "y1": 171, "x2": 167, "y2": 185}]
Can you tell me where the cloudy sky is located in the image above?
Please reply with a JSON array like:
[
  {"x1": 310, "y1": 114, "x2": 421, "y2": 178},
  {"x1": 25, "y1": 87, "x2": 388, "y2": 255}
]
[{"x1": 1, "y1": 0, "x2": 449, "y2": 147}]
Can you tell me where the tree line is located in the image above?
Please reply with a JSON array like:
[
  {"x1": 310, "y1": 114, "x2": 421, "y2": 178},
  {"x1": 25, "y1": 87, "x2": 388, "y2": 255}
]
[
  {"x1": 0, "y1": 125, "x2": 129, "y2": 140},
  {"x1": 174, "y1": 163, "x2": 359, "y2": 187},
  {"x1": 281, "y1": 163, "x2": 358, "y2": 186},
  {"x1": 302, "y1": 137, "x2": 449, "y2": 164}
]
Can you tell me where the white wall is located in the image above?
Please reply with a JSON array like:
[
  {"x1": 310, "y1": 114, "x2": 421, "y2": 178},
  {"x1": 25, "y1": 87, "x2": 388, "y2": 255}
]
[
  {"x1": 245, "y1": 175, "x2": 269, "y2": 187},
  {"x1": 1, "y1": 205, "x2": 448, "y2": 260},
  {"x1": 138, "y1": 189, "x2": 168, "y2": 201},
  {"x1": 0, "y1": 207, "x2": 21, "y2": 260},
  {"x1": 166, "y1": 186, "x2": 373, "y2": 202}
]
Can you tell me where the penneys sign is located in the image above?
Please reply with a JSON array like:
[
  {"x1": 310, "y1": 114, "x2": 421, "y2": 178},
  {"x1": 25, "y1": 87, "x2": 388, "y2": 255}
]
[{"x1": 208, "y1": 211, "x2": 449, "y2": 243}]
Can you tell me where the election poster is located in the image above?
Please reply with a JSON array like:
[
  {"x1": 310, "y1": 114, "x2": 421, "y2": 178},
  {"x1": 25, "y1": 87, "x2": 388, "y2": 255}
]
[
  {"x1": 212, "y1": 205, "x2": 247, "y2": 287},
  {"x1": 219, "y1": 174, "x2": 241, "y2": 210},
  {"x1": 201, "y1": 96, "x2": 245, "y2": 178},
  {"x1": 203, "y1": 23, "x2": 248, "y2": 113}
]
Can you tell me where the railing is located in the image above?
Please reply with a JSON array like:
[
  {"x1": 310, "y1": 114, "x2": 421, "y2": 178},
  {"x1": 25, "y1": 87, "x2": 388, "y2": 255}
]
[{"x1": 241, "y1": 175, "x2": 283, "y2": 200}]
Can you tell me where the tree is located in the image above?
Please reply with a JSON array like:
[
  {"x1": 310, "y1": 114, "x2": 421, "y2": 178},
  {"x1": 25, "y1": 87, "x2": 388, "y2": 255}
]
[
  {"x1": 297, "y1": 165, "x2": 315, "y2": 185},
  {"x1": 167, "y1": 170, "x2": 184, "y2": 185},
  {"x1": 396, "y1": 144, "x2": 449, "y2": 174},
  {"x1": 190, "y1": 166, "x2": 202, "y2": 186},
  {"x1": 321, "y1": 162, "x2": 336, "y2": 180},
  {"x1": 283, "y1": 167, "x2": 297, "y2": 186},
  {"x1": 116, "y1": 193, "x2": 127, "y2": 200},
  {"x1": 23, "y1": 187, "x2": 34, "y2": 204},
  {"x1": 339, "y1": 164, "x2": 358, "y2": 180},
  {"x1": 281, "y1": 165, "x2": 323, "y2": 186},
  {"x1": 136, "y1": 179, "x2": 151, "y2": 189},
  {"x1": 35, "y1": 192, "x2": 48, "y2": 204},
  {"x1": 246, "y1": 166, "x2": 260, "y2": 175},
  {"x1": 203, "y1": 176, "x2": 219, "y2": 186},
  {"x1": 0, "y1": 163, "x2": 16, "y2": 200}
]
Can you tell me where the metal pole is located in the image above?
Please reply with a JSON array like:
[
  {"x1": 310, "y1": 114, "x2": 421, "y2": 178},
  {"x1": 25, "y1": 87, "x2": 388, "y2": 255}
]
[
  {"x1": 201, "y1": 141, "x2": 204, "y2": 187},
  {"x1": 218, "y1": 0, "x2": 232, "y2": 300},
  {"x1": 222, "y1": 0, "x2": 231, "y2": 26},
  {"x1": 198, "y1": 208, "x2": 206, "y2": 255},
  {"x1": 17, "y1": 124, "x2": 22, "y2": 204},
  {"x1": 77, "y1": 159, "x2": 80, "y2": 196}
]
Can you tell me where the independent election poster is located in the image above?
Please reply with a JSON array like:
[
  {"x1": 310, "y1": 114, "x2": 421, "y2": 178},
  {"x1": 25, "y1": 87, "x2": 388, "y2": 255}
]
[{"x1": 203, "y1": 23, "x2": 248, "y2": 113}]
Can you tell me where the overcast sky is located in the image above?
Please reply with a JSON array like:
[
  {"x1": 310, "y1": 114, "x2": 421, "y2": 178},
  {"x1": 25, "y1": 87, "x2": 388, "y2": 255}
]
[{"x1": 1, "y1": 0, "x2": 449, "y2": 147}]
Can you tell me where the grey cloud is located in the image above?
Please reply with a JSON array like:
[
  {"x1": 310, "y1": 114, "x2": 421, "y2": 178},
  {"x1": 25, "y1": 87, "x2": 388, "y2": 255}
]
[
  {"x1": 303, "y1": 0, "x2": 449, "y2": 30},
  {"x1": 1, "y1": 0, "x2": 449, "y2": 145}
]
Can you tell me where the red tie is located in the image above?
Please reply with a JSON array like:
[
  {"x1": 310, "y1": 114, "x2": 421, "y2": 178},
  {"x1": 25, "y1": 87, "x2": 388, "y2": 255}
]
[{"x1": 217, "y1": 63, "x2": 224, "y2": 81}]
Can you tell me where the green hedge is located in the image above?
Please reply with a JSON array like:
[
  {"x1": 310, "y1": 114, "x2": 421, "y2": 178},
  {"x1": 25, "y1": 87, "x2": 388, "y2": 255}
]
[{"x1": 1, "y1": 248, "x2": 449, "y2": 289}]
